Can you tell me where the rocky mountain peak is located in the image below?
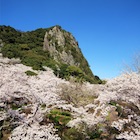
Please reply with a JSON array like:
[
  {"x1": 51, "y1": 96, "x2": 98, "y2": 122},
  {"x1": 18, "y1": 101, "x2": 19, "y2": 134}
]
[{"x1": 43, "y1": 25, "x2": 80, "y2": 66}]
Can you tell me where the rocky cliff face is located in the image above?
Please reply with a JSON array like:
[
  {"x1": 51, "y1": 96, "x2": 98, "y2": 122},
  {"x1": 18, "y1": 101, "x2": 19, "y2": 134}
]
[
  {"x1": 42, "y1": 26, "x2": 94, "y2": 79},
  {"x1": 43, "y1": 26, "x2": 80, "y2": 66}
]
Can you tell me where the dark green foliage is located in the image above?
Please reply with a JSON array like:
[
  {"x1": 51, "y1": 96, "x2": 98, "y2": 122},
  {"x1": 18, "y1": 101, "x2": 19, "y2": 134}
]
[
  {"x1": 94, "y1": 75, "x2": 103, "y2": 84},
  {"x1": 41, "y1": 108, "x2": 116, "y2": 140},
  {"x1": 59, "y1": 65, "x2": 93, "y2": 83},
  {"x1": 44, "y1": 108, "x2": 72, "y2": 136},
  {"x1": 109, "y1": 100, "x2": 122, "y2": 116},
  {"x1": 0, "y1": 129, "x2": 2, "y2": 139},
  {"x1": 1, "y1": 44, "x2": 22, "y2": 58},
  {"x1": 61, "y1": 128, "x2": 86, "y2": 140},
  {"x1": 89, "y1": 129, "x2": 102, "y2": 139},
  {"x1": 0, "y1": 25, "x2": 21, "y2": 44},
  {"x1": 0, "y1": 25, "x2": 47, "y2": 45},
  {"x1": 25, "y1": 70, "x2": 37, "y2": 76},
  {"x1": 45, "y1": 109, "x2": 87, "y2": 140},
  {"x1": 21, "y1": 51, "x2": 46, "y2": 70},
  {"x1": 62, "y1": 126, "x2": 103, "y2": 140},
  {"x1": 41, "y1": 104, "x2": 46, "y2": 109},
  {"x1": 47, "y1": 108, "x2": 71, "y2": 128},
  {"x1": 109, "y1": 100, "x2": 117, "y2": 106},
  {"x1": 116, "y1": 105, "x2": 123, "y2": 117},
  {"x1": 59, "y1": 64, "x2": 69, "y2": 78},
  {"x1": 43, "y1": 59, "x2": 59, "y2": 75},
  {"x1": 11, "y1": 104, "x2": 21, "y2": 110},
  {"x1": 66, "y1": 65, "x2": 84, "y2": 77},
  {"x1": 107, "y1": 126, "x2": 120, "y2": 135}
]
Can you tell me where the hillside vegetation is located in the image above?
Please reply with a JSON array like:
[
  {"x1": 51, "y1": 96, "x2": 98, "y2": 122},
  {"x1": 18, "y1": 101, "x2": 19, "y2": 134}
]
[{"x1": 0, "y1": 25, "x2": 102, "y2": 84}]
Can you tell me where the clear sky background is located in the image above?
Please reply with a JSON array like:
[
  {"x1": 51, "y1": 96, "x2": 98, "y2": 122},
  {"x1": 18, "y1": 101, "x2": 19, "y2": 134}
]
[{"x1": 0, "y1": 0, "x2": 140, "y2": 79}]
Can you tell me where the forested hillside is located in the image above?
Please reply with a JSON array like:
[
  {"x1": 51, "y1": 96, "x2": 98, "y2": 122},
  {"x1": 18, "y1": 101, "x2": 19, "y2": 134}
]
[{"x1": 0, "y1": 25, "x2": 102, "y2": 84}]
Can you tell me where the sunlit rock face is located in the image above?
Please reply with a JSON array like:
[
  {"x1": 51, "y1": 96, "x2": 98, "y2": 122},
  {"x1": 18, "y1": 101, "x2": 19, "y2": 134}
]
[
  {"x1": 0, "y1": 56, "x2": 140, "y2": 140},
  {"x1": 43, "y1": 25, "x2": 80, "y2": 66}
]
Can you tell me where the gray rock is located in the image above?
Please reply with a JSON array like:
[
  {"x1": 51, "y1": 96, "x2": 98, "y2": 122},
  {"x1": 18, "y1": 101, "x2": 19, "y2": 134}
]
[{"x1": 43, "y1": 26, "x2": 81, "y2": 66}]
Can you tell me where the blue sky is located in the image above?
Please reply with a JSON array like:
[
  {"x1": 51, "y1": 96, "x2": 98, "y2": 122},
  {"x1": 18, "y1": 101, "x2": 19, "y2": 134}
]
[{"x1": 0, "y1": 0, "x2": 140, "y2": 79}]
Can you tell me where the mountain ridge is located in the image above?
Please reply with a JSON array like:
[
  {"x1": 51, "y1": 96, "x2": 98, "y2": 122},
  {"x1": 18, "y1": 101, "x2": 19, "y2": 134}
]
[{"x1": 0, "y1": 25, "x2": 102, "y2": 83}]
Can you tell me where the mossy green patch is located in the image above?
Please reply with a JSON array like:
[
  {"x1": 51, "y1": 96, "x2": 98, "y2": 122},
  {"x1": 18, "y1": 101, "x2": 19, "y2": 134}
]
[
  {"x1": 25, "y1": 70, "x2": 37, "y2": 76},
  {"x1": 47, "y1": 108, "x2": 71, "y2": 129}
]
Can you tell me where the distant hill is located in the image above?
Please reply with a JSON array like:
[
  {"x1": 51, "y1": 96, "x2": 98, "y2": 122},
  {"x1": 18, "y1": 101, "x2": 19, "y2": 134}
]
[{"x1": 0, "y1": 25, "x2": 102, "y2": 83}]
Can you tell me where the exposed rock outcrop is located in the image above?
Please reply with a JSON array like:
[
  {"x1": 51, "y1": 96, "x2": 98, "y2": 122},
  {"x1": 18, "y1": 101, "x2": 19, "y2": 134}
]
[{"x1": 43, "y1": 25, "x2": 82, "y2": 66}]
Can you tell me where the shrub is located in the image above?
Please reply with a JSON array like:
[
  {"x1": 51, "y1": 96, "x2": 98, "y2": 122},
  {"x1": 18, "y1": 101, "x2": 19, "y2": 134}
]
[
  {"x1": 66, "y1": 65, "x2": 84, "y2": 77},
  {"x1": 19, "y1": 44, "x2": 30, "y2": 51},
  {"x1": 109, "y1": 100, "x2": 124, "y2": 118},
  {"x1": 25, "y1": 70, "x2": 37, "y2": 76},
  {"x1": 61, "y1": 127, "x2": 86, "y2": 140},
  {"x1": 43, "y1": 108, "x2": 89, "y2": 140},
  {"x1": 94, "y1": 75, "x2": 103, "y2": 84},
  {"x1": 59, "y1": 64, "x2": 69, "y2": 78},
  {"x1": 43, "y1": 60, "x2": 59, "y2": 75},
  {"x1": 41, "y1": 104, "x2": 46, "y2": 109},
  {"x1": 47, "y1": 108, "x2": 71, "y2": 129},
  {"x1": 21, "y1": 51, "x2": 46, "y2": 70},
  {"x1": 40, "y1": 108, "x2": 72, "y2": 134},
  {"x1": 1, "y1": 44, "x2": 22, "y2": 58}
]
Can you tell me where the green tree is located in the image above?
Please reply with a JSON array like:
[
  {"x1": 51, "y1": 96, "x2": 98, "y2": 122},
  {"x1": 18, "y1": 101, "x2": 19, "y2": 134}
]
[
  {"x1": 1, "y1": 44, "x2": 22, "y2": 58},
  {"x1": 66, "y1": 65, "x2": 84, "y2": 77}
]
